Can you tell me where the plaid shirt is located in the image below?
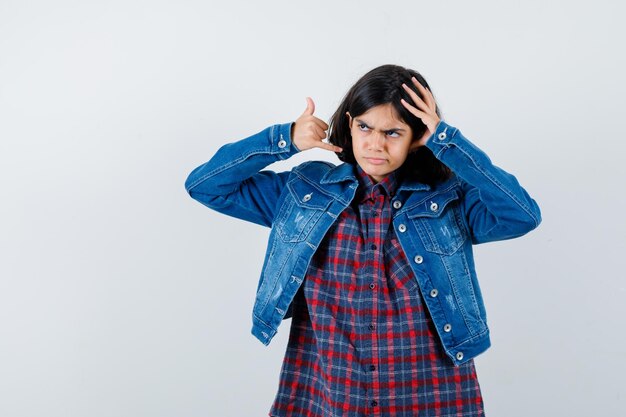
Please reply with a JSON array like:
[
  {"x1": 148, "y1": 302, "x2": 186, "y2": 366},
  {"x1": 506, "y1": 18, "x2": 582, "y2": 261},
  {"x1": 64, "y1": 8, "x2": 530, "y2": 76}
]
[{"x1": 270, "y1": 167, "x2": 484, "y2": 417}]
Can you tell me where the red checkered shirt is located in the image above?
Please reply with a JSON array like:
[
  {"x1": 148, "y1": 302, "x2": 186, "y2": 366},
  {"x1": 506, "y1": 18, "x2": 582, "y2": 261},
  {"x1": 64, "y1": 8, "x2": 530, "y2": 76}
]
[{"x1": 269, "y1": 166, "x2": 484, "y2": 417}]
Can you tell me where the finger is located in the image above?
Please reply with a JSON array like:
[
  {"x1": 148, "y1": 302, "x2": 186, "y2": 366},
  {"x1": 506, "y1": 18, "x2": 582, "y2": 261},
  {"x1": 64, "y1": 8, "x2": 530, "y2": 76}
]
[
  {"x1": 316, "y1": 141, "x2": 343, "y2": 153},
  {"x1": 411, "y1": 77, "x2": 435, "y2": 109},
  {"x1": 402, "y1": 83, "x2": 428, "y2": 111},
  {"x1": 401, "y1": 98, "x2": 427, "y2": 119},
  {"x1": 303, "y1": 97, "x2": 315, "y2": 116},
  {"x1": 310, "y1": 116, "x2": 329, "y2": 131},
  {"x1": 312, "y1": 124, "x2": 327, "y2": 140}
]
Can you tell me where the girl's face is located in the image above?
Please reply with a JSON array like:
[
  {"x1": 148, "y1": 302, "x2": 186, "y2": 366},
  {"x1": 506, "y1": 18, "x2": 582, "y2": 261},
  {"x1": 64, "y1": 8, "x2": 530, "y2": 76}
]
[{"x1": 349, "y1": 103, "x2": 414, "y2": 183}]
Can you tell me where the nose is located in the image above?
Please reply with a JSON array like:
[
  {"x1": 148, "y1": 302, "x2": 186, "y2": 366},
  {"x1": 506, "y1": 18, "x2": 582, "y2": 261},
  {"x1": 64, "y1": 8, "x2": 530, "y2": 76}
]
[{"x1": 369, "y1": 131, "x2": 385, "y2": 151}]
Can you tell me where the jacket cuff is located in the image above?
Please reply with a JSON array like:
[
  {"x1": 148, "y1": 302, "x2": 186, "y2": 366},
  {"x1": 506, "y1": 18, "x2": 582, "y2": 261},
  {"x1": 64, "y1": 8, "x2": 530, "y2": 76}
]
[
  {"x1": 271, "y1": 122, "x2": 300, "y2": 160},
  {"x1": 424, "y1": 120, "x2": 461, "y2": 158}
]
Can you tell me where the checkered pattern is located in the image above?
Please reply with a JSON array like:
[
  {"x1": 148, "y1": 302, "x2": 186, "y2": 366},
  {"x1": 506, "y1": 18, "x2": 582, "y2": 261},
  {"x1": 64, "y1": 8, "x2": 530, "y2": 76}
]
[{"x1": 269, "y1": 167, "x2": 484, "y2": 417}]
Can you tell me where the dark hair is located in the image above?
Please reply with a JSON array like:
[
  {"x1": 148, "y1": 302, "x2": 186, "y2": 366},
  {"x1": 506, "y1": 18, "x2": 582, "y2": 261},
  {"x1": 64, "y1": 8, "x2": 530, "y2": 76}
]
[{"x1": 328, "y1": 64, "x2": 451, "y2": 186}]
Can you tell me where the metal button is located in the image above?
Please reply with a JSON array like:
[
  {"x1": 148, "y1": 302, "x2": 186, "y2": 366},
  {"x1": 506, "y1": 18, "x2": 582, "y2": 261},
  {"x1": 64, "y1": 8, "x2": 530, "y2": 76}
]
[
  {"x1": 414, "y1": 255, "x2": 423, "y2": 264},
  {"x1": 430, "y1": 202, "x2": 439, "y2": 212},
  {"x1": 456, "y1": 352, "x2": 464, "y2": 361},
  {"x1": 369, "y1": 283, "x2": 376, "y2": 290},
  {"x1": 277, "y1": 139, "x2": 287, "y2": 148},
  {"x1": 302, "y1": 193, "x2": 312, "y2": 202},
  {"x1": 398, "y1": 224, "x2": 407, "y2": 233},
  {"x1": 392, "y1": 200, "x2": 402, "y2": 209},
  {"x1": 443, "y1": 324, "x2": 452, "y2": 332},
  {"x1": 430, "y1": 289, "x2": 439, "y2": 297},
  {"x1": 437, "y1": 132, "x2": 447, "y2": 140}
]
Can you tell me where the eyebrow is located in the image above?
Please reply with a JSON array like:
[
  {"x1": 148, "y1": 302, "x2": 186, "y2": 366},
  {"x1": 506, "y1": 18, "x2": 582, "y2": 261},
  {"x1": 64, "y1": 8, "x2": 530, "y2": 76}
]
[{"x1": 354, "y1": 118, "x2": 407, "y2": 133}]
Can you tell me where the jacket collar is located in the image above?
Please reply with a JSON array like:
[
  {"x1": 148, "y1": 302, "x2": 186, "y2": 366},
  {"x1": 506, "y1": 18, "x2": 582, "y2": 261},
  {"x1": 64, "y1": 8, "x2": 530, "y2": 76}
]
[
  {"x1": 319, "y1": 162, "x2": 433, "y2": 192},
  {"x1": 320, "y1": 163, "x2": 358, "y2": 185}
]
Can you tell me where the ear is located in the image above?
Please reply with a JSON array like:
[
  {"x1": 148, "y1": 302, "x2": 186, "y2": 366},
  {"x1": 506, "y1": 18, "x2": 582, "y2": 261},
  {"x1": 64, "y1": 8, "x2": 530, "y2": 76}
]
[{"x1": 345, "y1": 111, "x2": 353, "y2": 128}]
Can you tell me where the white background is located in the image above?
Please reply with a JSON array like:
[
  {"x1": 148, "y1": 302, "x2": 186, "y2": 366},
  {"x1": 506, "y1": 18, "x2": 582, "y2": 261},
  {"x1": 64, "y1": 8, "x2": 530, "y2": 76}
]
[{"x1": 1, "y1": 0, "x2": 624, "y2": 416}]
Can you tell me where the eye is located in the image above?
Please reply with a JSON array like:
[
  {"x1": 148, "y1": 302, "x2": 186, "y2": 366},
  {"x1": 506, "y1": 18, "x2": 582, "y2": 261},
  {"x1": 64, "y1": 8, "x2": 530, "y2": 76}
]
[
  {"x1": 386, "y1": 130, "x2": 400, "y2": 138},
  {"x1": 358, "y1": 123, "x2": 370, "y2": 131}
]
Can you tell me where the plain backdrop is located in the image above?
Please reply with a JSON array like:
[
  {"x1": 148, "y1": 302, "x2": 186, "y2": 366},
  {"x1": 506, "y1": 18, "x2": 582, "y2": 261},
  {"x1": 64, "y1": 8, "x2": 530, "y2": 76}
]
[{"x1": 1, "y1": 0, "x2": 624, "y2": 416}]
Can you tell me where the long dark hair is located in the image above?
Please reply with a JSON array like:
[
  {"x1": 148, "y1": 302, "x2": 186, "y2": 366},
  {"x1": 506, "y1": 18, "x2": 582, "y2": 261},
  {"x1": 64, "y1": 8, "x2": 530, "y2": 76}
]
[{"x1": 328, "y1": 64, "x2": 451, "y2": 186}]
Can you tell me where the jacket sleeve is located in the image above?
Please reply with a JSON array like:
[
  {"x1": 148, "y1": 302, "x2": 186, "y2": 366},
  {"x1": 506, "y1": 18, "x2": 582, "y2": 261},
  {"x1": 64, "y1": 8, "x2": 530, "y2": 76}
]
[
  {"x1": 425, "y1": 121, "x2": 542, "y2": 244},
  {"x1": 184, "y1": 122, "x2": 299, "y2": 227}
]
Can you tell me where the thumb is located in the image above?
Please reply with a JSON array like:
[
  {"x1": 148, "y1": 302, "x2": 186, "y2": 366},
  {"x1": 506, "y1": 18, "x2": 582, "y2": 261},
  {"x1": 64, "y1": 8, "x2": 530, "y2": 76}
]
[{"x1": 302, "y1": 97, "x2": 315, "y2": 116}]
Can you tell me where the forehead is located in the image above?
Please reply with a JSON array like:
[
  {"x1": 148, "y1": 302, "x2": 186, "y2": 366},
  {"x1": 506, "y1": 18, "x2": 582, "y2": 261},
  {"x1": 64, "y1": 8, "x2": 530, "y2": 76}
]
[{"x1": 355, "y1": 103, "x2": 408, "y2": 129}]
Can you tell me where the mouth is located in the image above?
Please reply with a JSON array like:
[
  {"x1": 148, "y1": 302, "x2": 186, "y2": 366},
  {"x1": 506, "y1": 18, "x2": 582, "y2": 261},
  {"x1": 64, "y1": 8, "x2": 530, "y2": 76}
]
[{"x1": 364, "y1": 157, "x2": 387, "y2": 165}]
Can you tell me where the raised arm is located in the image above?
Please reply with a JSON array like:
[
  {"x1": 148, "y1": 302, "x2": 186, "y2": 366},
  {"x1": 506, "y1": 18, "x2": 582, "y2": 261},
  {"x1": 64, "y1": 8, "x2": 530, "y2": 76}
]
[
  {"x1": 185, "y1": 98, "x2": 342, "y2": 227},
  {"x1": 401, "y1": 77, "x2": 541, "y2": 243}
]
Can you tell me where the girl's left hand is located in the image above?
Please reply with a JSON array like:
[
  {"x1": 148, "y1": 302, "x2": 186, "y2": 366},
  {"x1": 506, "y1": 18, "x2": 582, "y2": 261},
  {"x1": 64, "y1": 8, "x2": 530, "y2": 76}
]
[{"x1": 400, "y1": 77, "x2": 441, "y2": 151}]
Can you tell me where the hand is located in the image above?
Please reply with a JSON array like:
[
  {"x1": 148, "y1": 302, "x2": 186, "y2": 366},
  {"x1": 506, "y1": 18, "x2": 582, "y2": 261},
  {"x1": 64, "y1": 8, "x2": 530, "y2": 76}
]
[
  {"x1": 291, "y1": 97, "x2": 342, "y2": 153},
  {"x1": 400, "y1": 77, "x2": 441, "y2": 151}
]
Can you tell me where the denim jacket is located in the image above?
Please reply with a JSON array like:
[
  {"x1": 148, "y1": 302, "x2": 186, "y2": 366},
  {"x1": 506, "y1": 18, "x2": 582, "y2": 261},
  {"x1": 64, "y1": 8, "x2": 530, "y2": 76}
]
[{"x1": 185, "y1": 121, "x2": 541, "y2": 366}]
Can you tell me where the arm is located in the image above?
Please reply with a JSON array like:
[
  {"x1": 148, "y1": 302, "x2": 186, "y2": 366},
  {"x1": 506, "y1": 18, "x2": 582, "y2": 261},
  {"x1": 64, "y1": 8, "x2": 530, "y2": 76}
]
[
  {"x1": 184, "y1": 122, "x2": 298, "y2": 227},
  {"x1": 401, "y1": 78, "x2": 541, "y2": 243},
  {"x1": 184, "y1": 98, "x2": 342, "y2": 227},
  {"x1": 426, "y1": 121, "x2": 541, "y2": 243}
]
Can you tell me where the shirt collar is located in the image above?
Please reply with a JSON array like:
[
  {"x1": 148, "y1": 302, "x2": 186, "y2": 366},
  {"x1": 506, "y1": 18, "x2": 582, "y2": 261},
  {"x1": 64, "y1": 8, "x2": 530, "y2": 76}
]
[{"x1": 355, "y1": 165, "x2": 399, "y2": 202}]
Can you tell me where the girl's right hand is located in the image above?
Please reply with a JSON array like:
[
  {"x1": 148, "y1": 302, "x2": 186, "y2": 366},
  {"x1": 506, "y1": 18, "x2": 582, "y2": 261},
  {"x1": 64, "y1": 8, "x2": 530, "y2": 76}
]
[{"x1": 291, "y1": 97, "x2": 343, "y2": 153}]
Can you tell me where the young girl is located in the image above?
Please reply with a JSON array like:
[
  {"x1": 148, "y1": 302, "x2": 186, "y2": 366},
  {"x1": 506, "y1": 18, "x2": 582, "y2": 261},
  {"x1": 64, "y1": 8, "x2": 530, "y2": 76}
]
[{"x1": 185, "y1": 64, "x2": 541, "y2": 416}]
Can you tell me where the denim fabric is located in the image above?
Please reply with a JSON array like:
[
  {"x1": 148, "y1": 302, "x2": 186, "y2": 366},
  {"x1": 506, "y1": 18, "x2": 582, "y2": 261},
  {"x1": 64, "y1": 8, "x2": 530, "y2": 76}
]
[{"x1": 185, "y1": 121, "x2": 541, "y2": 366}]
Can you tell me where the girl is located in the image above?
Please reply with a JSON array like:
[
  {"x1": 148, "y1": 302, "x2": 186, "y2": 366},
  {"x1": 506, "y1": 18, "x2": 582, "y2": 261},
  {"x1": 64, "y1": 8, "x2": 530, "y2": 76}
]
[{"x1": 185, "y1": 64, "x2": 541, "y2": 416}]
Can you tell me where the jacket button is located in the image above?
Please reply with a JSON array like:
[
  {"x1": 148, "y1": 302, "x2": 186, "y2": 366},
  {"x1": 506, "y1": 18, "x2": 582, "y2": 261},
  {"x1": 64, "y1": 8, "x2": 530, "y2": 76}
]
[
  {"x1": 443, "y1": 323, "x2": 452, "y2": 332},
  {"x1": 302, "y1": 193, "x2": 312, "y2": 202},
  {"x1": 392, "y1": 200, "x2": 402, "y2": 209},
  {"x1": 430, "y1": 289, "x2": 439, "y2": 297},
  {"x1": 438, "y1": 131, "x2": 447, "y2": 140},
  {"x1": 430, "y1": 202, "x2": 439, "y2": 212},
  {"x1": 456, "y1": 352, "x2": 464, "y2": 361},
  {"x1": 398, "y1": 224, "x2": 407, "y2": 233},
  {"x1": 414, "y1": 255, "x2": 423, "y2": 264},
  {"x1": 278, "y1": 139, "x2": 287, "y2": 148}
]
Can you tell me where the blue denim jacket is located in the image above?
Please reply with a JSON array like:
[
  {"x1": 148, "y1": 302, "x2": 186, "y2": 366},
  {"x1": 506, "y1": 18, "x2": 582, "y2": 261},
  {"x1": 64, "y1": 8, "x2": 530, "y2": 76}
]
[{"x1": 185, "y1": 121, "x2": 541, "y2": 366}]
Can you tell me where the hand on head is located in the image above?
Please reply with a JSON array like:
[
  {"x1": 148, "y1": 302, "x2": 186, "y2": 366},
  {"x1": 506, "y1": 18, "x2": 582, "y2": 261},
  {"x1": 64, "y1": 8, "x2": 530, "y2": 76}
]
[
  {"x1": 292, "y1": 97, "x2": 343, "y2": 153},
  {"x1": 400, "y1": 77, "x2": 441, "y2": 151}
]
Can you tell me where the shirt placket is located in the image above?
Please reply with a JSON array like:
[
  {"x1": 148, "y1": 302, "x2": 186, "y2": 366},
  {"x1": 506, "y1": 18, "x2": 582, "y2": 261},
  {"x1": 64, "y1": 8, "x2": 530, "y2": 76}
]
[{"x1": 360, "y1": 191, "x2": 387, "y2": 416}]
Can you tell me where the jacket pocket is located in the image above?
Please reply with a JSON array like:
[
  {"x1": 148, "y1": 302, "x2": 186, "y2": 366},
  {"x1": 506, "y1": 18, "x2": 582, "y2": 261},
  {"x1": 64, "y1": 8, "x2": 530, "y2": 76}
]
[
  {"x1": 274, "y1": 179, "x2": 333, "y2": 243},
  {"x1": 408, "y1": 190, "x2": 468, "y2": 255}
]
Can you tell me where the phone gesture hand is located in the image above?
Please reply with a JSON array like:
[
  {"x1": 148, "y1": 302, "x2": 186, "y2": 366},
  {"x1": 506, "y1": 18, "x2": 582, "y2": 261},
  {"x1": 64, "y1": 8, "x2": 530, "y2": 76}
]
[{"x1": 292, "y1": 97, "x2": 342, "y2": 153}]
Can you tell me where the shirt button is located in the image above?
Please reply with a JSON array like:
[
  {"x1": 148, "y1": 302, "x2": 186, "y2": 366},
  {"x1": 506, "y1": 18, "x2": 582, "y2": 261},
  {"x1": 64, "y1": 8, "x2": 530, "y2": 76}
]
[
  {"x1": 371, "y1": 400, "x2": 378, "y2": 407},
  {"x1": 456, "y1": 352, "x2": 464, "y2": 361},
  {"x1": 277, "y1": 139, "x2": 287, "y2": 148},
  {"x1": 398, "y1": 224, "x2": 407, "y2": 233},
  {"x1": 414, "y1": 255, "x2": 423, "y2": 264},
  {"x1": 369, "y1": 283, "x2": 376, "y2": 290},
  {"x1": 438, "y1": 131, "x2": 447, "y2": 140},
  {"x1": 444, "y1": 323, "x2": 452, "y2": 332},
  {"x1": 392, "y1": 200, "x2": 402, "y2": 209},
  {"x1": 430, "y1": 289, "x2": 439, "y2": 297},
  {"x1": 372, "y1": 211, "x2": 379, "y2": 217},
  {"x1": 368, "y1": 324, "x2": 375, "y2": 330},
  {"x1": 430, "y1": 202, "x2": 439, "y2": 212},
  {"x1": 370, "y1": 244, "x2": 377, "y2": 250},
  {"x1": 369, "y1": 365, "x2": 376, "y2": 371}
]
